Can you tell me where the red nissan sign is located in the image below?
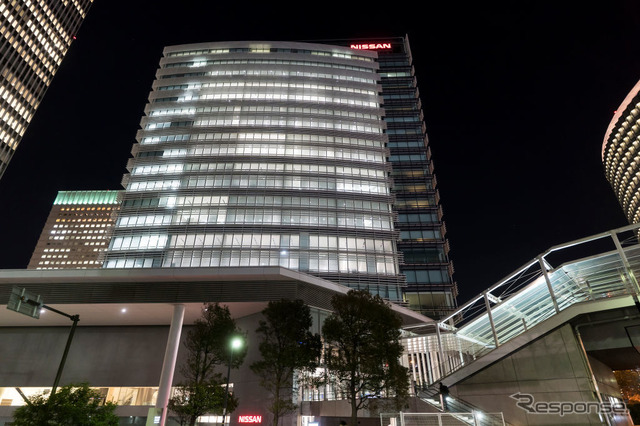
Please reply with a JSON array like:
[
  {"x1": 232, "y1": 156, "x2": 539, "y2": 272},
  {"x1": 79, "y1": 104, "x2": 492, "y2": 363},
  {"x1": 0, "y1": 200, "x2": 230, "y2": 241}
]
[
  {"x1": 239, "y1": 415, "x2": 262, "y2": 423},
  {"x1": 350, "y1": 43, "x2": 392, "y2": 50}
]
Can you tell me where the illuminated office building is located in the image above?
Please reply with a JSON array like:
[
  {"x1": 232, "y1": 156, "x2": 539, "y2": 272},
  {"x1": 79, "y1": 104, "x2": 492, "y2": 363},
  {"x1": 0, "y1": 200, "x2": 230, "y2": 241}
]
[
  {"x1": 28, "y1": 190, "x2": 121, "y2": 269},
  {"x1": 603, "y1": 78, "x2": 640, "y2": 224},
  {"x1": 370, "y1": 37, "x2": 457, "y2": 317},
  {"x1": 0, "y1": 0, "x2": 93, "y2": 180},
  {"x1": 104, "y1": 38, "x2": 456, "y2": 315}
]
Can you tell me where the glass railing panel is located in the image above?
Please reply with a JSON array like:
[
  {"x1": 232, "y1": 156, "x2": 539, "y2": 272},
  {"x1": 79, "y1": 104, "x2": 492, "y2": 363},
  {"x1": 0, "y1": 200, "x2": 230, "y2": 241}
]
[{"x1": 414, "y1": 225, "x2": 640, "y2": 387}]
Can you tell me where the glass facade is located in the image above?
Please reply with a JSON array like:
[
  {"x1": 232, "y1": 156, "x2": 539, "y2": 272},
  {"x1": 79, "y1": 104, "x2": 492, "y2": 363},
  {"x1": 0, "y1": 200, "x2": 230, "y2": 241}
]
[
  {"x1": 0, "y1": 0, "x2": 93, "y2": 180},
  {"x1": 104, "y1": 41, "x2": 405, "y2": 301},
  {"x1": 374, "y1": 38, "x2": 457, "y2": 317}
]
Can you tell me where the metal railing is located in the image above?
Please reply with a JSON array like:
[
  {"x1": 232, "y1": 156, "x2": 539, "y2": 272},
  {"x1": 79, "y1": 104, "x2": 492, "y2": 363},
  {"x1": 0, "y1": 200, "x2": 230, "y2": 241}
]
[
  {"x1": 412, "y1": 387, "x2": 506, "y2": 426},
  {"x1": 381, "y1": 411, "x2": 505, "y2": 426},
  {"x1": 403, "y1": 223, "x2": 640, "y2": 386}
]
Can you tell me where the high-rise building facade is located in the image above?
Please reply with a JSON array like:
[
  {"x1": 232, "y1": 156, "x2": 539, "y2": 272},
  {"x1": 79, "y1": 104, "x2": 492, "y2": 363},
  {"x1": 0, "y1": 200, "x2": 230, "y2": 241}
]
[
  {"x1": 371, "y1": 38, "x2": 457, "y2": 317},
  {"x1": 603, "y1": 78, "x2": 640, "y2": 224},
  {"x1": 28, "y1": 190, "x2": 120, "y2": 269},
  {"x1": 0, "y1": 0, "x2": 93, "y2": 180},
  {"x1": 104, "y1": 40, "x2": 405, "y2": 301},
  {"x1": 103, "y1": 39, "x2": 456, "y2": 315}
]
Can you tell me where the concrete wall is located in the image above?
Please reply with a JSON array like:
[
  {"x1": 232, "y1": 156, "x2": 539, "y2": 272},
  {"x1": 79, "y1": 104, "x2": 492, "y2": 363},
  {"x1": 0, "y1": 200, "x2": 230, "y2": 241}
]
[
  {"x1": 451, "y1": 324, "x2": 609, "y2": 425},
  {"x1": 0, "y1": 312, "x2": 359, "y2": 426},
  {"x1": 0, "y1": 325, "x2": 170, "y2": 387},
  {"x1": 589, "y1": 355, "x2": 622, "y2": 398},
  {"x1": 0, "y1": 311, "x2": 407, "y2": 426}
]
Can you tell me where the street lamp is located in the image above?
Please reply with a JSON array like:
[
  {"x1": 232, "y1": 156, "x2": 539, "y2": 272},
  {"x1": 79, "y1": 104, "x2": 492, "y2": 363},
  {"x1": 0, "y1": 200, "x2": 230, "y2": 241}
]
[{"x1": 222, "y1": 336, "x2": 243, "y2": 425}]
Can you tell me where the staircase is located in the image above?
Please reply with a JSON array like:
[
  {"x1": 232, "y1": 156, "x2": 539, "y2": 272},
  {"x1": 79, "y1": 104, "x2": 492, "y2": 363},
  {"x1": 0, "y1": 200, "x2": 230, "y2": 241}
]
[
  {"x1": 403, "y1": 224, "x2": 640, "y2": 390},
  {"x1": 413, "y1": 386, "x2": 507, "y2": 426}
]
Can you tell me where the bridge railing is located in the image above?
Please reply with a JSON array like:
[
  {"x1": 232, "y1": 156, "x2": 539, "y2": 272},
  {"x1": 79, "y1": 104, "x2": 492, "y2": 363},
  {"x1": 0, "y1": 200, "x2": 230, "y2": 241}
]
[{"x1": 403, "y1": 223, "x2": 640, "y2": 387}]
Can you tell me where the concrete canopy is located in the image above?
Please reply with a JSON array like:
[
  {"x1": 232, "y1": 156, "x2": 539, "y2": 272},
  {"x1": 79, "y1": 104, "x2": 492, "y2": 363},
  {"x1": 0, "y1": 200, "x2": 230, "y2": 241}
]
[{"x1": 0, "y1": 266, "x2": 432, "y2": 327}]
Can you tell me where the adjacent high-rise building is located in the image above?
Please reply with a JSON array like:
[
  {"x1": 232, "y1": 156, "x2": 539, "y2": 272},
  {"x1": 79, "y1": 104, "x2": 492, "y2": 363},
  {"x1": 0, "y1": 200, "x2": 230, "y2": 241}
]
[
  {"x1": 28, "y1": 190, "x2": 121, "y2": 269},
  {"x1": 603, "y1": 78, "x2": 640, "y2": 224},
  {"x1": 367, "y1": 38, "x2": 457, "y2": 317},
  {"x1": 102, "y1": 38, "x2": 456, "y2": 316},
  {"x1": 0, "y1": 0, "x2": 93, "y2": 180}
]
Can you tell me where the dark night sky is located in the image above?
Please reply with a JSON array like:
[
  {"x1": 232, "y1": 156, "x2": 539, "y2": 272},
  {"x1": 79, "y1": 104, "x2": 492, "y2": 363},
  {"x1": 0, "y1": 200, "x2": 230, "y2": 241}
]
[{"x1": 0, "y1": 0, "x2": 638, "y2": 305}]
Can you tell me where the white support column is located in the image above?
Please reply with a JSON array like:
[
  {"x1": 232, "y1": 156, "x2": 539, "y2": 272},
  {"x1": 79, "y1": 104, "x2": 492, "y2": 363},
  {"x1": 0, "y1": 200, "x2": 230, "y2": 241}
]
[
  {"x1": 610, "y1": 231, "x2": 640, "y2": 296},
  {"x1": 538, "y1": 256, "x2": 561, "y2": 314},
  {"x1": 435, "y1": 323, "x2": 446, "y2": 378},
  {"x1": 483, "y1": 293, "x2": 500, "y2": 348},
  {"x1": 151, "y1": 304, "x2": 185, "y2": 426}
]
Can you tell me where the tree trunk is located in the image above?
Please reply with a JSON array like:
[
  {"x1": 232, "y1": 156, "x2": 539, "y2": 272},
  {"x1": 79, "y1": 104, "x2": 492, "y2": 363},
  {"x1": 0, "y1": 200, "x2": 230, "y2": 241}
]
[{"x1": 350, "y1": 395, "x2": 358, "y2": 426}]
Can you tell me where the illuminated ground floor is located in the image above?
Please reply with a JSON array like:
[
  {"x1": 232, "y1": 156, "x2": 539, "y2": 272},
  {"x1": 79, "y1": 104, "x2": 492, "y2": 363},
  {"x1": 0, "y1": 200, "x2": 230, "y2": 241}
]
[{"x1": 0, "y1": 267, "x2": 430, "y2": 426}]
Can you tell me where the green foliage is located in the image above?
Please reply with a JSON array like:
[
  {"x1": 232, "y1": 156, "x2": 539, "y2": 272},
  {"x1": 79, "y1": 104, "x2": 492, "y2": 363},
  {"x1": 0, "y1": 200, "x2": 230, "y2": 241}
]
[
  {"x1": 168, "y1": 382, "x2": 237, "y2": 426},
  {"x1": 12, "y1": 383, "x2": 118, "y2": 426},
  {"x1": 322, "y1": 290, "x2": 409, "y2": 426},
  {"x1": 251, "y1": 299, "x2": 322, "y2": 426},
  {"x1": 169, "y1": 303, "x2": 246, "y2": 426}
]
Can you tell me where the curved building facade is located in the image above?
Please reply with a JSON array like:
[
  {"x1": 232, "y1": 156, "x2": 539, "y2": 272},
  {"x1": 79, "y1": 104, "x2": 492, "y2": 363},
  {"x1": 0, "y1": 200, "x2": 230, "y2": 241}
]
[
  {"x1": 603, "y1": 79, "x2": 640, "y2": 223},
  {"x1": 103, "y1": 41, "x2": 405, "y2": 300}
]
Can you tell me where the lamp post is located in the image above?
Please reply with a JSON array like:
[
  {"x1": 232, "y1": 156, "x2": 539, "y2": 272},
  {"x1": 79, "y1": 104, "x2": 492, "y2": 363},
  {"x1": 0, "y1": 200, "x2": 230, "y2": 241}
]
[{"x1": 222, "y1": 336, "x2": 243, "y2": 425}]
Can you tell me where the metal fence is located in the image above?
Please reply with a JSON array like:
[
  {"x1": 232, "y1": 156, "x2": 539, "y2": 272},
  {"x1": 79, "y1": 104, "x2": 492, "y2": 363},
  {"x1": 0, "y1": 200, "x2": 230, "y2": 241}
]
[{"x1": 381, "y1": 411, "x2": 505, "y2": 426}]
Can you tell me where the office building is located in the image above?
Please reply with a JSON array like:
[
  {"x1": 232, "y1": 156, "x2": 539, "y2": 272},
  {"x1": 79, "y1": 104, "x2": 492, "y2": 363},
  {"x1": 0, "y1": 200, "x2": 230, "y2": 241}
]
[
  {"x1": 364, "y1": 37, "x2": 457, "y2": 317},
  {"x1": 0, "y1": 266, "x2": 432, "y2": 425},
  {"x1": 603, "y1": 78, "x2": 640, "y2": 224},
  {"x1": 28, "y1": 190, "x2": 121, "y2": 269},
  {"x1": 0, "y1": 0, "x2": 93, "y2": 180},
  {"x1": 102, "y1": 38, "x2": 455, "y2": 315}
]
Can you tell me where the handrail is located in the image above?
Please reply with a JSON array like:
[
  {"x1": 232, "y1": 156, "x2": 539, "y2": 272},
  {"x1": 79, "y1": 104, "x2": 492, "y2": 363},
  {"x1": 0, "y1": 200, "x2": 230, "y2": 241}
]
[{"x1": 403, "y1": 223, "x2": 640, "y2": 388}]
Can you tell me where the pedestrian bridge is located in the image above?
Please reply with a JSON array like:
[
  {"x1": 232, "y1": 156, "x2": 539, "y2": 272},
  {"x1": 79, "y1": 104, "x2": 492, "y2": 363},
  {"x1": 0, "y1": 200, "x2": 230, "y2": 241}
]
[{"x1": 401, "y1": 223, "x2": 640, "y2": 425}]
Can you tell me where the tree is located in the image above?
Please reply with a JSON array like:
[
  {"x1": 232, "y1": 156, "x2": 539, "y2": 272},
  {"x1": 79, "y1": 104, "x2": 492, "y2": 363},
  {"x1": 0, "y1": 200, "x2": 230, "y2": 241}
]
[
  {"x1": 169, "y1": 303, "x2": 246, "y2": 426},
  {"x1": 322, "y1": 290, "x2": 409, "y2": 426},
  {"x1": 251, "y1": 299, "x2": 322, "y2": 426},
  {"x1": 12, "y1": 382, "x2": 118, "y2": 425}
]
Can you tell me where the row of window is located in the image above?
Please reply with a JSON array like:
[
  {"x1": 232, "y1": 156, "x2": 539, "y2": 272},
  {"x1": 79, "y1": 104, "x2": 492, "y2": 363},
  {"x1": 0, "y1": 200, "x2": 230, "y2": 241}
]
[
  {"x1": 128, "y1": 175, "x2": 390, "y2": 195},
  {"x1": 158, "y1": 144, "x2": 386, "y2": 163},
  {"x1": 157, "y1": 81, "x2": 377, "y2": 97},
  {"x1": 163, "y1": 92, "x2": 379, "y2": 109},
  {"x1": 146, "y1": 117, "x2": 383, "y2": 134},
  {"x1": 388, "y1": 141, "x2": 425, "y2": 148},
  {"x1": 109, "y1": 233, "x2": 396, "y2": 253},
  {"x1": 105, "y1": 250, "x2": 398, "y2": 275},
  {"x1": 165, "y1": 46, "x2": 374, "y2": 63},
  {"x1": 162, "y1": 58, "x2": 376, "y2": 75},
  {"x1": 404, "y1": 269, "x2": 450, "y2": 284},
  {"x1": 148, "y1": 105, "x2": 381, "y2": 121},
  {"x1": 123, "y1": 194, "x2": 392, "y2": 212},
  {"x1": 398, "y1": 213, "x2": 440, "y2": 223},
  {"x1": 387, "y1": 128, "x2": 423, "y2": 135},
  {"x1": 116, "y1": 209, "x2": 393, "y2": 231},
  {"x1": 131, "y1": 162, "x2": 386, "y2": 179},
  {"x1": 140, "y1": 131, "x2": 385, "y2": 149},
  {"x1": 159, "y1": 68, "x2": 376, "y2": 85},
  {"x1": 385, "y1": 116, "x2": 421, "y2": 123},
  {"x1": 400, "y1": 229, "x2": 443, "y2": 241},
  {"x1": 50, "y1": 229, "x2": 108, "y2": 234},
  {"x1": 389, "y1": 154, "x2": 427, "y2": 162}
]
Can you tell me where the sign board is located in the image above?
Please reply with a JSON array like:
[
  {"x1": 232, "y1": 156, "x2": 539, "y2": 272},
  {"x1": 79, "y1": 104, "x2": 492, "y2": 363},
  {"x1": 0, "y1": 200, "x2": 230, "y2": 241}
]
[
  {"x1": 239, "y1": 415, "x2": 262, "y2": 423},
  {"x1": 7, "y1": 286, "x2": 42, "y2": 319},
  {"x1": 350, "y1": 43, "x2": 392, "y2": 50}
]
